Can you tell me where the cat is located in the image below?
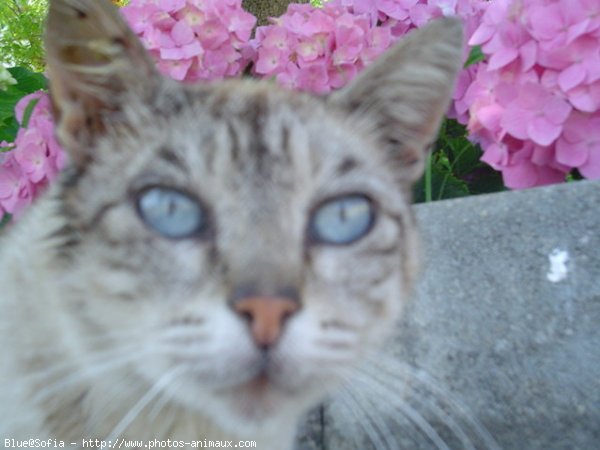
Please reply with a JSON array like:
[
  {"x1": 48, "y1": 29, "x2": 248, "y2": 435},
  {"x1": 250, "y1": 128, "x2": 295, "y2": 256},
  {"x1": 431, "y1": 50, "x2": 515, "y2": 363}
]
[{"x1": 0, "y1": 0, "x2": 463, "y2": 448}]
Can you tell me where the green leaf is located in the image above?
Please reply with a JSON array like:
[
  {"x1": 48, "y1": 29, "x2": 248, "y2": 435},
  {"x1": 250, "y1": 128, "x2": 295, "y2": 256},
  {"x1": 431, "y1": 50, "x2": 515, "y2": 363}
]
[
  {"x1": 0, "y1": 86, "x2": 27, "y2": 123},
  {"x1": 0, "y1": 117, "x2": 19, "y2": 142},
  {"x1": 0, "y1": 213, "x2": 11, "y2": 230},
  {"x1": 0, "y1": 68, "x2": 47, "y2": 124},
  {"x1": 436, "y1": 119, "x2": 482, "y2": 177},
  {"x1": 0, "y1": 66, "x2": 47, "y2": 142},
  {"x1": 567, "y1": 169, "x2": 584, "y2": 181},
  {"x1": 447, "y1": 138, "x2": 483, "y2": 176},
  {"x1": 8, "y1": 67, "x2": 47, "y2": 92},
  {"x1": 416, "y1": 118, "x2": 507, "y2": 202},
  {"x1": 464, "y1": 45, "x2": 485, "y2": 67},
  {"x1": 21, "y1": 97, "x2": 40, "y2": 128},
  {"x1": 414, "y1": 159, "x2": 470, "y2": 203},
  {"x1": 464, "y1": 166, "x2": 506, "y2": 196}
]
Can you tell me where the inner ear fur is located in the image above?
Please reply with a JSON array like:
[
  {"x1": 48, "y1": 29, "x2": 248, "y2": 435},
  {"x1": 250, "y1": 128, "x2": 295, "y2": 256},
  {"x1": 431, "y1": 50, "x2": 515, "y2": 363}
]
[{"x1": 45, "y1": 0, "x2": 161, "y2": 167}]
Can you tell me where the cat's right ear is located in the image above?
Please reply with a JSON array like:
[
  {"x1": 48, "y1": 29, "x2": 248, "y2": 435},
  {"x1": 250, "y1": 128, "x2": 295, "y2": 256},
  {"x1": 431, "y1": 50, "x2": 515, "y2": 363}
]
[
  {"x1": 329, "y1": 18, "x2": 463, "y2": 184},
  {"x1": 45, "y1": 0, "x2": 160, "y2": 167}
]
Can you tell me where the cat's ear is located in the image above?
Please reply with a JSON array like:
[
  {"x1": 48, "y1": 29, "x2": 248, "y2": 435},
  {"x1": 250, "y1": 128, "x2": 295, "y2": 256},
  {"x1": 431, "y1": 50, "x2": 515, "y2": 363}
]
[
  {"x1": 45, "y1": 0, "x2": 160, "y2": 166},
  {"x1": 330, "y1": 18, "x2": 464, "y2": 183}
]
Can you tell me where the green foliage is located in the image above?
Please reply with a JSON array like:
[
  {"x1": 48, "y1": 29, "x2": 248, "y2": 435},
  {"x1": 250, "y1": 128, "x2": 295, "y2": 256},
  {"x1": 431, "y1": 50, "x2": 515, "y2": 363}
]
[
  {"x1": 0, "y1": 0, "x2": 48, "y2": 72},
  {"x1": 0, "y1": 213, "x2": 10, "y2": 230},
  {"x1": 0, "y1": 66, "x2": 47, "y2": 143},
  {"x1": 414, "y1": 119, "x2": 506, "y2": 203},
  {"x1": 464, "y1": 45, "x2": 485, "y2": 68}
]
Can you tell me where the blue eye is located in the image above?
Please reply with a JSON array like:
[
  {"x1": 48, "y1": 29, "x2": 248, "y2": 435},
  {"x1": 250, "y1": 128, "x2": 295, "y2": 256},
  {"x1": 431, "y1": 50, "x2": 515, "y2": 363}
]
[
  {"x1": 310, "y1": 195, "x2": 375, "y2": 245},
  {"x1": 136, "y1": 187, "x2": 206, "y2": 239}
]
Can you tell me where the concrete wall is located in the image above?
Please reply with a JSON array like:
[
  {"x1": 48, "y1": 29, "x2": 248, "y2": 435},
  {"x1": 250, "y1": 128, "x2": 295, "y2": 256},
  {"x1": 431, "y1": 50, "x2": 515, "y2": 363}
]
[{"x1": 297, "y1": 180, "x2": 600, "y2": 450}]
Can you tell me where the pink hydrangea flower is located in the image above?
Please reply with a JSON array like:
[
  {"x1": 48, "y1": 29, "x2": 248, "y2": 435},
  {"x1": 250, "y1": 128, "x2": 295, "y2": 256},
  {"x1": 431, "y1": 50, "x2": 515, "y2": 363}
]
[
  {"x1": 465, "y1": 0, "x2": 600, "y2": 188},
  {"x1": 251, "y1": 0, "x2": 483, "y2": 95},
  {"x1": 448, "y1": 65, "x2": 477, "y2": 124},
  {"x1": 14, "y1": 129, "x2": 55, "y2": 184},
  {"x1": 252, "y1": 3, "x2": 390, "y2": 93},
  {"x1": 327, "y1": 1, "x2": 488, "y2": 123},
  {"x1": 556, "y1": 112, "x2": 600, "y2": 178},
  {"x1": 121, "y1": 0, "x2": 256, "y2": 82},
  {"x1": 480, "y1": 139, "x2": 567, "y2": 189},
  {"x1": 0, "y1": 159, "x2": 35, "y2": 216},
  {"x1": 0, "y1": 92, "x2": 66, "y2": 218},
  {"x1": 501, "y1": 82, "x2": 572, "y2": 146}
]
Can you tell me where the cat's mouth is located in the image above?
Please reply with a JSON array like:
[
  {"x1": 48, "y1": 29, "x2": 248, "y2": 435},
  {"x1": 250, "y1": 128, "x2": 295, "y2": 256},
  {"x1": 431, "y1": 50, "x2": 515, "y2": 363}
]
[
  {"x1": 242, "y1": 372, "x2": 271, "y2": 394},
  {"x1": 213, "y1": 351, "x2": 287, "y2": 395},
  {"x1": 236, "y1": 357, "x2": 281, "y2": 393},
  {"x1": 218, "y1": 371, "x2": 283, "y2": 421}
]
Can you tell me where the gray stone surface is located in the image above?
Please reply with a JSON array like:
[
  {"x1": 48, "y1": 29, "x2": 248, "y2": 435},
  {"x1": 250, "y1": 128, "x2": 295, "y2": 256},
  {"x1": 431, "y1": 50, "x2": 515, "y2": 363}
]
[{"x1": 298, "y1": 180, "x2": 600, "y2": 450}]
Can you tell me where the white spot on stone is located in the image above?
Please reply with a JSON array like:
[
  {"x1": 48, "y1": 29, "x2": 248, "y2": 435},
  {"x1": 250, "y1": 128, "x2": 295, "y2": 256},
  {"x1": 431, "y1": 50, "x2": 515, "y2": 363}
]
[{"x1": 546, "y1": 248, "x2": 570, "y2": 283}]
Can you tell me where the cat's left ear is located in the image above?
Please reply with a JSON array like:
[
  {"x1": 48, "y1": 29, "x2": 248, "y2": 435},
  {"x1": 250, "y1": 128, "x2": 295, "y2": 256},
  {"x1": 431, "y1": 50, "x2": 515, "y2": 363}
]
[
  {"x1": 45, "y1": 0, "x2": 160, "y2": 166},
  {"x1": 329, "y1": 18, "x2": 464, "y2": 183}
]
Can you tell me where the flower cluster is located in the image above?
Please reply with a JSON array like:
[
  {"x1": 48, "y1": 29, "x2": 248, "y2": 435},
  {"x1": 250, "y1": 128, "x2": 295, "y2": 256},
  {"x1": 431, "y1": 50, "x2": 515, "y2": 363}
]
[
  {"x1": 464, "y1": 0, "x2": 600, "y2": 188},
  {"x1": 120, "y1": 0, "x2": 256, "y2": 82},
  {"x1": 3, "y1": 0, "x2": 600, "y2": 223},
  {"x1": 0, "y1": 92, "x2": 64, "y2": 217},
  {"x1": 250, "y1": 0, "x2": 485, "y2": 95},
  {"x1": 333, "y1": 0, "x2": 481, "y2": 36},
  {"x1": 325, "y1": 1, "x2": 487, "y2": 124},
  {"x1": 250, "y1": 3, "x2": 394, "y2": 93}
]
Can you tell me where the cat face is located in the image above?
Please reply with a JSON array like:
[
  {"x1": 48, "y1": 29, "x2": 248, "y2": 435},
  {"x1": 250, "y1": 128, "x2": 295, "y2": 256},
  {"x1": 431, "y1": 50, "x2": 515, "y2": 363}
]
[{"x1": 44, "y1": 0, "x2": 462, "y2": 435}]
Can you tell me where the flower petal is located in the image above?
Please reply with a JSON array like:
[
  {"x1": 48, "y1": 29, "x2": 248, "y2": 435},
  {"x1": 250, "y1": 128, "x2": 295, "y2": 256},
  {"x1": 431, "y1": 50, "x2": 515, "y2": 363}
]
[
  {"x1": 558, "y1": 64, "x2": 586, "y2": 92},
  {"x1": 528, "y1": 117, "x2": 562, "y2": 146}
]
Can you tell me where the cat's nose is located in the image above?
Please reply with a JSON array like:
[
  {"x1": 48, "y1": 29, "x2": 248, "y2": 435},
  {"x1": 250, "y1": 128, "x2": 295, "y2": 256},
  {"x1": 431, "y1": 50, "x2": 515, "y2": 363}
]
[{"x1": 233, "y1": 296, "x2": 299, "y2": 348}]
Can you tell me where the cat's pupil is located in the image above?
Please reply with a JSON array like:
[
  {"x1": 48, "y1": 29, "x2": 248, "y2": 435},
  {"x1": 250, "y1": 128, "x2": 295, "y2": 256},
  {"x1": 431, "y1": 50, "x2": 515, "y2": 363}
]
[
  {"x1": 338, "y1": 203, "x2": 347, "y2": 222},
  {"x1": 168, "y1": 198, "x2": 177, "y2": 216}
]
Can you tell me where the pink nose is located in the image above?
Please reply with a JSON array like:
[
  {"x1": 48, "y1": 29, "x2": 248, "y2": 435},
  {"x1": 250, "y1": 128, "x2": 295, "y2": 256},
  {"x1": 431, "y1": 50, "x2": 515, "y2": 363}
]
[{"x1": 233, "y1": 296, "x2": 299, "y2": 347}]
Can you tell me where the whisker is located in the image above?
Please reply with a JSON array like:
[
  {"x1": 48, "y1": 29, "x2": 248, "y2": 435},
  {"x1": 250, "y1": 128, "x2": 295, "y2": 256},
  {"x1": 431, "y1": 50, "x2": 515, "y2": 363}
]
[
  {"x1": 0, "y1": 344, "x2": 161, "y2": 440},
  {"x1": 337, "y1": 380, "x2": 393, "y2": 450},
  {"x1": 106, "y1": 366, "x2": 187, "y2": 442},
  {"x1": 407, "y1": 367, "x2": 501, "y2": 450},
  {"x1": 351, "y1": 370, "x2": 451, "y2": 450},
  {"x1": 365, "y1": 355, "x2": 501, "y2": 450},
  {"x1": 21, "y1": 339, "x2": 153, "y2": 384},
  {"x1": 409, "y1": 387, "x2": 478, "y2": 450},
  {"x1": 411, "y1": 391, "x2": 477, "y2": 450},
  {"x1": 79, "y1": 326, "x2": 158, "y2": 344},
  {"x1": 359, "y1": 364, "x2": 475, "y2": 450},
  {"x1": 148, "y1": 370, "x2": 187, "y2": 421},
  {"x1": 157, "y1": 328, "x2": 210, "y2": 342},
  {"x1": 341, "y1": 382, "x2": 399, "y2": 450},
  {"x1": 32, "y1": 345, "x2": 165, "y2": 405}
]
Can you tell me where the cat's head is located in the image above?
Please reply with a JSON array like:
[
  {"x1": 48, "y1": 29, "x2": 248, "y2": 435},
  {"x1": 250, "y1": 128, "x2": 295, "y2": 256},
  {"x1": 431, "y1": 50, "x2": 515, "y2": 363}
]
[{"x1": 43, "y1": 0, "x2": 462, "y2": 436}]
